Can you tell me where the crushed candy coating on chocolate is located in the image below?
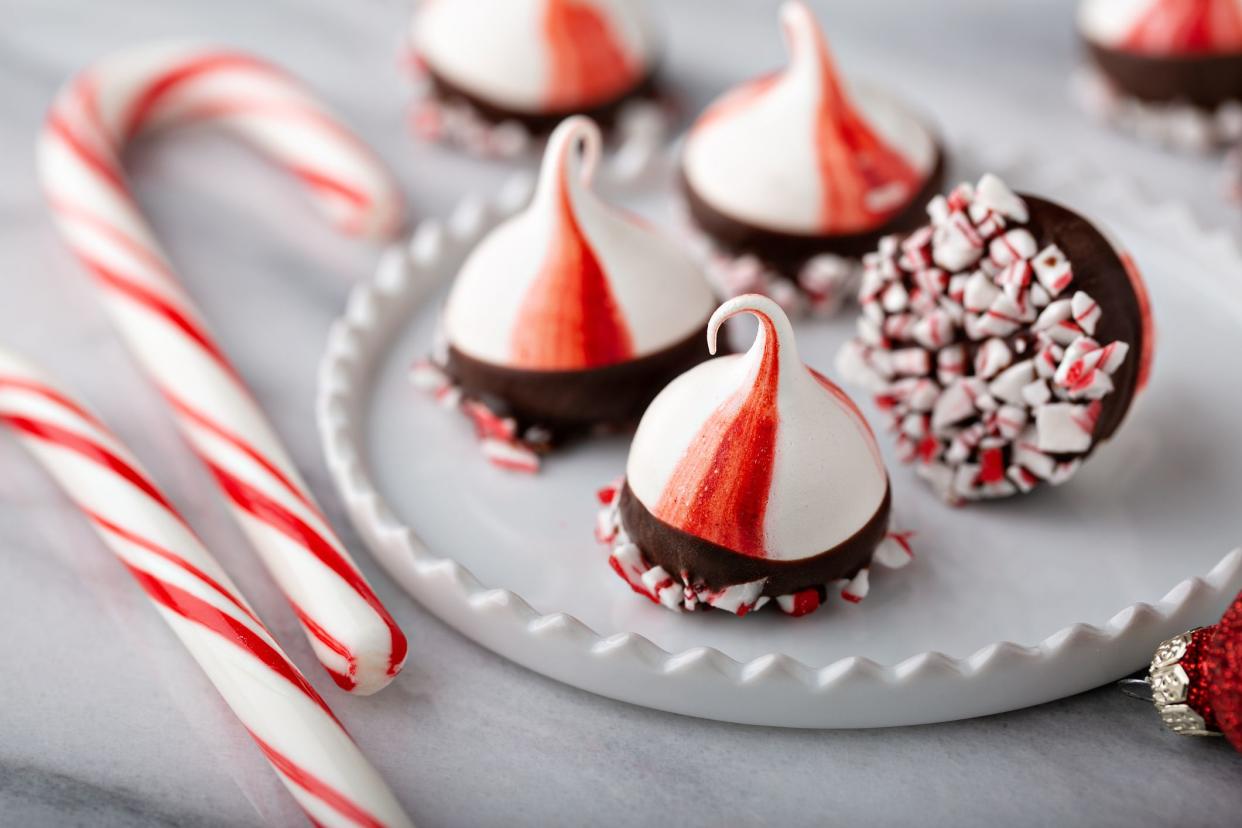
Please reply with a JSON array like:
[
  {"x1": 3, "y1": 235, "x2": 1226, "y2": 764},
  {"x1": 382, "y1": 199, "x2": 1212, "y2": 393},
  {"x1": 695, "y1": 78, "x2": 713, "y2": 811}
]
[
  {"x1": 595, "y1": 481, "x2": 912, "y2": 617},
  {"x1": 837, "y1": 174, "x2": 1152, "y2": 503}
]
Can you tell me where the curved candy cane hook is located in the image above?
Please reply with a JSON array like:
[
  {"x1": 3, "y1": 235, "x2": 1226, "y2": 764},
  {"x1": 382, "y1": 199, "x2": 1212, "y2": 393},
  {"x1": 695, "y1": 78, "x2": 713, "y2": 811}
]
[{"x1": 38, "y1": 43, "x2": 408, "y2": 694}]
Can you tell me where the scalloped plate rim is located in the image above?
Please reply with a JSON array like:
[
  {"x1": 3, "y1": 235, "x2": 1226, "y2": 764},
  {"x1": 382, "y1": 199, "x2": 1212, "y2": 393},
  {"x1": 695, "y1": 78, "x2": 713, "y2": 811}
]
[{"x1": 317, "y1": 149, "x2": 1242, "y2": 727}]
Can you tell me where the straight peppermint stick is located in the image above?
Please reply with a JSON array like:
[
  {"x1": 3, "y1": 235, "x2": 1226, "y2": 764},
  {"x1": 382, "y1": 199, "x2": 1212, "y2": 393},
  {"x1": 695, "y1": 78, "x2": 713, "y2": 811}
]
[{"x1": 0, "y1": 350, "x2": 412, "y2": 827}]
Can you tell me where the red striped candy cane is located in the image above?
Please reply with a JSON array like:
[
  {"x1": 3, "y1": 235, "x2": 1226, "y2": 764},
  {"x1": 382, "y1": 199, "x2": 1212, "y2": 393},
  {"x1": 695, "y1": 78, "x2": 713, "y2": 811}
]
[
  {"x1": 0, "y1": 350, "x2": 412, "y2": 827},
  {"x1": 37, "y1": 43, "x2": 407, "y2": 694}
]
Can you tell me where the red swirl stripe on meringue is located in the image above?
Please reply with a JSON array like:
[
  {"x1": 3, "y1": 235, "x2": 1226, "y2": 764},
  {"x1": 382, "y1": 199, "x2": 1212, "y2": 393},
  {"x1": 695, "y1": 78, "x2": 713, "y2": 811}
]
[
  {"x1": 692, "y1": 1, "x2": 923, "y2": 235},
  {"x1": 509, "y1": 120, "x2": 634, "y2": 369},
  {"x1": 544, "y1": 0, "x2": 641, "y2": 109},
  {"x1": 37, "y1": 43, "x2": 407, "y2": 695},
  {"x1": 654, "y1": 308, "x2": 781, "y2": 559},
  {"x1": 789, "y1": 6, "x2": 922, "y2": 233},
  {"x1": 0, "y1": 354, "x2": 410, "y2": 827},
  {"x1": 1122, "y1": 0, "x2": 1242, "y2": 55}
]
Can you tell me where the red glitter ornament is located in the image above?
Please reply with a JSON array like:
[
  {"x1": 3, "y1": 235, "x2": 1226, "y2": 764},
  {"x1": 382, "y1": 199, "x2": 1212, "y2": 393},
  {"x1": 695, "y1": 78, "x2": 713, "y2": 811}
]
[
  {"x1": 1205, "y1": 590, "x2": 1242, "y2": 752},
  {"x1": 1144, "y1": 589, "x2": 1242, "y2": 750},
  {"x1": 1178, "y1": 627, "x2": 1221, "y2": 731}
]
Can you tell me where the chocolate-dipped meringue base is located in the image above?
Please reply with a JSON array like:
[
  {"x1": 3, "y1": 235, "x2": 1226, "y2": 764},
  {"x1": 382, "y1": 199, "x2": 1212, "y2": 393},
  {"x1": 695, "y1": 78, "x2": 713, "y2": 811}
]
[
  {"x1": 681, "y1": 149, "x2": 947, "y2": 277},
  {"x1": 424, "y1": 69, "x2": 662, "y2": 138},
  {"x1": 1086, "y1": 42, "x2": 1242, "y2": 109},
  {"x1": 618, "y1": 481, "x2": 891, "y2": 598},
  {"x1": 1022, "y1": 196, "x2": 1148, "y2": 447},
  {"x1": 443, "y1": 322, "x2": 714, "y2": 442}
]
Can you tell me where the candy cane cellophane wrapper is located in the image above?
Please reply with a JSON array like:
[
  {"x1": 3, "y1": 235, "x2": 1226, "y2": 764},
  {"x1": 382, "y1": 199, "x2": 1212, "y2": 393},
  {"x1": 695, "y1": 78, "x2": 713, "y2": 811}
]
[
  {"x1": 37, "y1": 43, "x2": 408, "y2": 694},
  {"x1": 0, "y1": 350, "x2": 413, "y2": 828}
]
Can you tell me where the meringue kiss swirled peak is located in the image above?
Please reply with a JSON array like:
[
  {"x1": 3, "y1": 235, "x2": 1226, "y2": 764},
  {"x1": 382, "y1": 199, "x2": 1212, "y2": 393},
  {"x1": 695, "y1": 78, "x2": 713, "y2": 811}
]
[
  {"x1": 411, "y1": 0, "x2": 660, "y2": 131},
  {"x1": 602, "y1": 294, "x2": 908, "y2": 617},
  {"x1": 681, "y1": 1, "x2": 944, "y2": 275},
  {"x1": 1080, "y1": 0, "x2": 1242, "y2": 107},
  {"x1": 432, "y1": 116, "x2": 717, "y2": 462}
]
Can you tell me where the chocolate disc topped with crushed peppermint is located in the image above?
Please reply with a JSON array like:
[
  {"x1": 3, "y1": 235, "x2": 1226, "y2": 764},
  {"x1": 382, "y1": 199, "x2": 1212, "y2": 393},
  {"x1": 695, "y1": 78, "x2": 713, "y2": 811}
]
[{"x1": 837, "y1": 174, "x2": 1154, "y2": 504}]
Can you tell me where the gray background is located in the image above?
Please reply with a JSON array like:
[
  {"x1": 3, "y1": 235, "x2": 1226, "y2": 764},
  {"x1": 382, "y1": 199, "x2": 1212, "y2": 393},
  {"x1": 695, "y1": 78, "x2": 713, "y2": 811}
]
[{"x1": 2, "y1": 0, "x2": 1241, "y2": 825}]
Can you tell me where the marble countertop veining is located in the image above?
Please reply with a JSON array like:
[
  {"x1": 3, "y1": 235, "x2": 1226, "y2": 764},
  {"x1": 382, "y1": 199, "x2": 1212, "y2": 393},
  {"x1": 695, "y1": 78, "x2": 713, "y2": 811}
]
[{"x1": 3, "y1": 0, "x2": 1242, "y2": 825}]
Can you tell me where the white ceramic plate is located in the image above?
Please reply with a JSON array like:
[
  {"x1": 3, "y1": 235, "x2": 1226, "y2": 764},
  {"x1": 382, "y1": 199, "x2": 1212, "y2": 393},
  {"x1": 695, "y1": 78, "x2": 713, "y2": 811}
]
[{"x1": 318, "y1": 156, "x2": 1242, "y2": 728}]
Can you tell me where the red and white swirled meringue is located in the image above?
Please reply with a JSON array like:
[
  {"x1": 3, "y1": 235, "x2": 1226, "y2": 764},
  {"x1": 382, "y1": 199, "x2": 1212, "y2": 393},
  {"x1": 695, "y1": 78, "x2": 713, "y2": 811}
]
[
  {"x1": 599, "y1": 295, "x2": 911, "y2": 618},
  {"x1": 415, "y1": 116, "x2": 717, "y2": 471},
  {"x1": 443, "y1": 116, "x2": 714, "y2": 368},
  {"x1": 412, "y1": 0, "x2": 657, "y2": 115},
  {"x1": 629, "y1": 296, "x2": 886, "y2": 557},
  {"x1": 1079, "y1": 0, "x2": 1242, "y2": 54},
  {"x1": 682, "y1": 1, "x2": 937, "y2": 238},
  {"x1": 1075, "y1": 1, "x2": 1242, "y2": 147},
  {"x1": 408, "y1": 0, "x2": 667, "y2": 166}
]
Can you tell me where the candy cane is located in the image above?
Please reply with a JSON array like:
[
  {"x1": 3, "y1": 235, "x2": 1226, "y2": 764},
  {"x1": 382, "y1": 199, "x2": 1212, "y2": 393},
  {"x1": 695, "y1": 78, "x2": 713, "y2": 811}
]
[
  {"x1": 37, "y1": 43, "x2": 407, "y2": 694},
  {"x1": 0, "y1": 350, "x2": 412, "y2": 828}
]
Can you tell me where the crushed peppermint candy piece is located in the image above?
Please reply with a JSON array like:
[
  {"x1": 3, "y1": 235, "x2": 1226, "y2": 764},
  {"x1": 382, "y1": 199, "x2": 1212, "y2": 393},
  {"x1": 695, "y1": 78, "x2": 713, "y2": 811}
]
[
  {"x1": 641, "y1": 565, "x2": 683, "y2": 609},
  {"x1": 1032, "y1": 244, "x2": 1074, "y2": 296},
  {"x1": 996, "y1": 260, "x2": 1034, "y2": 306},
  {"x1": 409, "y1": 358, "x2": 450, "y2": 391},
  {"x1": 840, "y1": 568, "x2": 871, "y2": 603},
  {"x1": 964, "y1": 270, "x2": 1001, "y2": 314},
  {"x1": 1036, "y1": 401, "x2": 1095, "y2": 453},
  {"x1": 1034, "y1": 298, "x2": 1073, "y2": 335},
  {"x1": 480, "y1": 438, "x2": 539, "y2": 473},
  {"x1": 975, "y1": 338, "x2": 1013, "y2": 380},
  {"x1": 610, "y1": 543, "x2": 660, "y2": 604},
  {"x1": 694, "y1": 236, "x2": 863, "y2": 317},
  {"x1": 776, "y1": 589, "x2": 821, "y2": 617},
  {"x1": 989, "y1": 360, "x2": 1036, "y2": 405},
  {"x1": 411, "y1": 358, "x2": 546, "y2": 472},
  {"x1": 988, "y1": 229, "x2": 1037, "y2": 268},
  {"x1": 836, "y1": 174, "x2": 1145, "y2": 502},
  {"x1": 975, "y1": 173, "x2": 1029, "y2": 222},
  {"x1": 1071, "y1": 291, "x2": 1102, "y2": 336}
]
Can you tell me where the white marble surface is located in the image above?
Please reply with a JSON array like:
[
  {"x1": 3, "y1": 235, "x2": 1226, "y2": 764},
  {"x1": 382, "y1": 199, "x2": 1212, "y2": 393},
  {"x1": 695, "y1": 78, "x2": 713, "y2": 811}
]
[{"x1": 2, "y1": 0, "x2": 1242, "y2": 825}]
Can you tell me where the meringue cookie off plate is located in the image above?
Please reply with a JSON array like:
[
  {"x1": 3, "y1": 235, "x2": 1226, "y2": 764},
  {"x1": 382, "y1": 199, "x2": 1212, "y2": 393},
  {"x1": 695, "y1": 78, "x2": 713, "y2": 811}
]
[{"x1": 318, "y1": 159, "x2": 1242, "y2": 728}]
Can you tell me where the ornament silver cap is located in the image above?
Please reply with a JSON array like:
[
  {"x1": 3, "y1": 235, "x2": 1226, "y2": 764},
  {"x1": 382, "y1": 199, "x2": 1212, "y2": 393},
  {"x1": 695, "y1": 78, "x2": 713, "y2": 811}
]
[{"x1": 1142, "y1": 628, "x2": 1220, "y2": 737}]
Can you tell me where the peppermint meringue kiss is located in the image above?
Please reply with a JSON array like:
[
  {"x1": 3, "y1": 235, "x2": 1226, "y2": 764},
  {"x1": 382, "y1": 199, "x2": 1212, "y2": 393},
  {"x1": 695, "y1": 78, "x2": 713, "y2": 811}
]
[
  {"x1": 837, "y1": 174, "x2": 1155, "y2": 504},
  {"x1": 1078, "y1": 0, "x2": 1242, "y2": 146},
  {"x1": 409, "y1": 0, "x2": 663, "y2": 156},
  {"x1": 413, "y1": 116, "x2": 717, "y2": 472},
  {"x1": 598, "y1": 294, "x2": 912, "y2": 617},
  {"x1": 680, "y1": 0, "x2": 944, "y2": 315}
]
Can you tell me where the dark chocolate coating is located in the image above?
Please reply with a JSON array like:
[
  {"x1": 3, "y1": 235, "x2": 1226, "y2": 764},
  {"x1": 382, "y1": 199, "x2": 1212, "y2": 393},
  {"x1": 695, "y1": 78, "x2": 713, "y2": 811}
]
[
  {"x1": 1086, "y1": 40, "x2": 1242, "y2": 109},
  {"x1": 444, "y1": 323, "x2": 713, "y2": 439},
  {"x1": 680, "y1": 148, "x2": 948, "y2": 276},
  {"x1": 619, "y1": 481, "x2": 891, "y2": 596},
  {"x1": 425, "y1": 68, "x2": 661, "y2": 136},
  {"x1": 1021, "y1": 195, "x2": 1147, "y2": 446}
]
